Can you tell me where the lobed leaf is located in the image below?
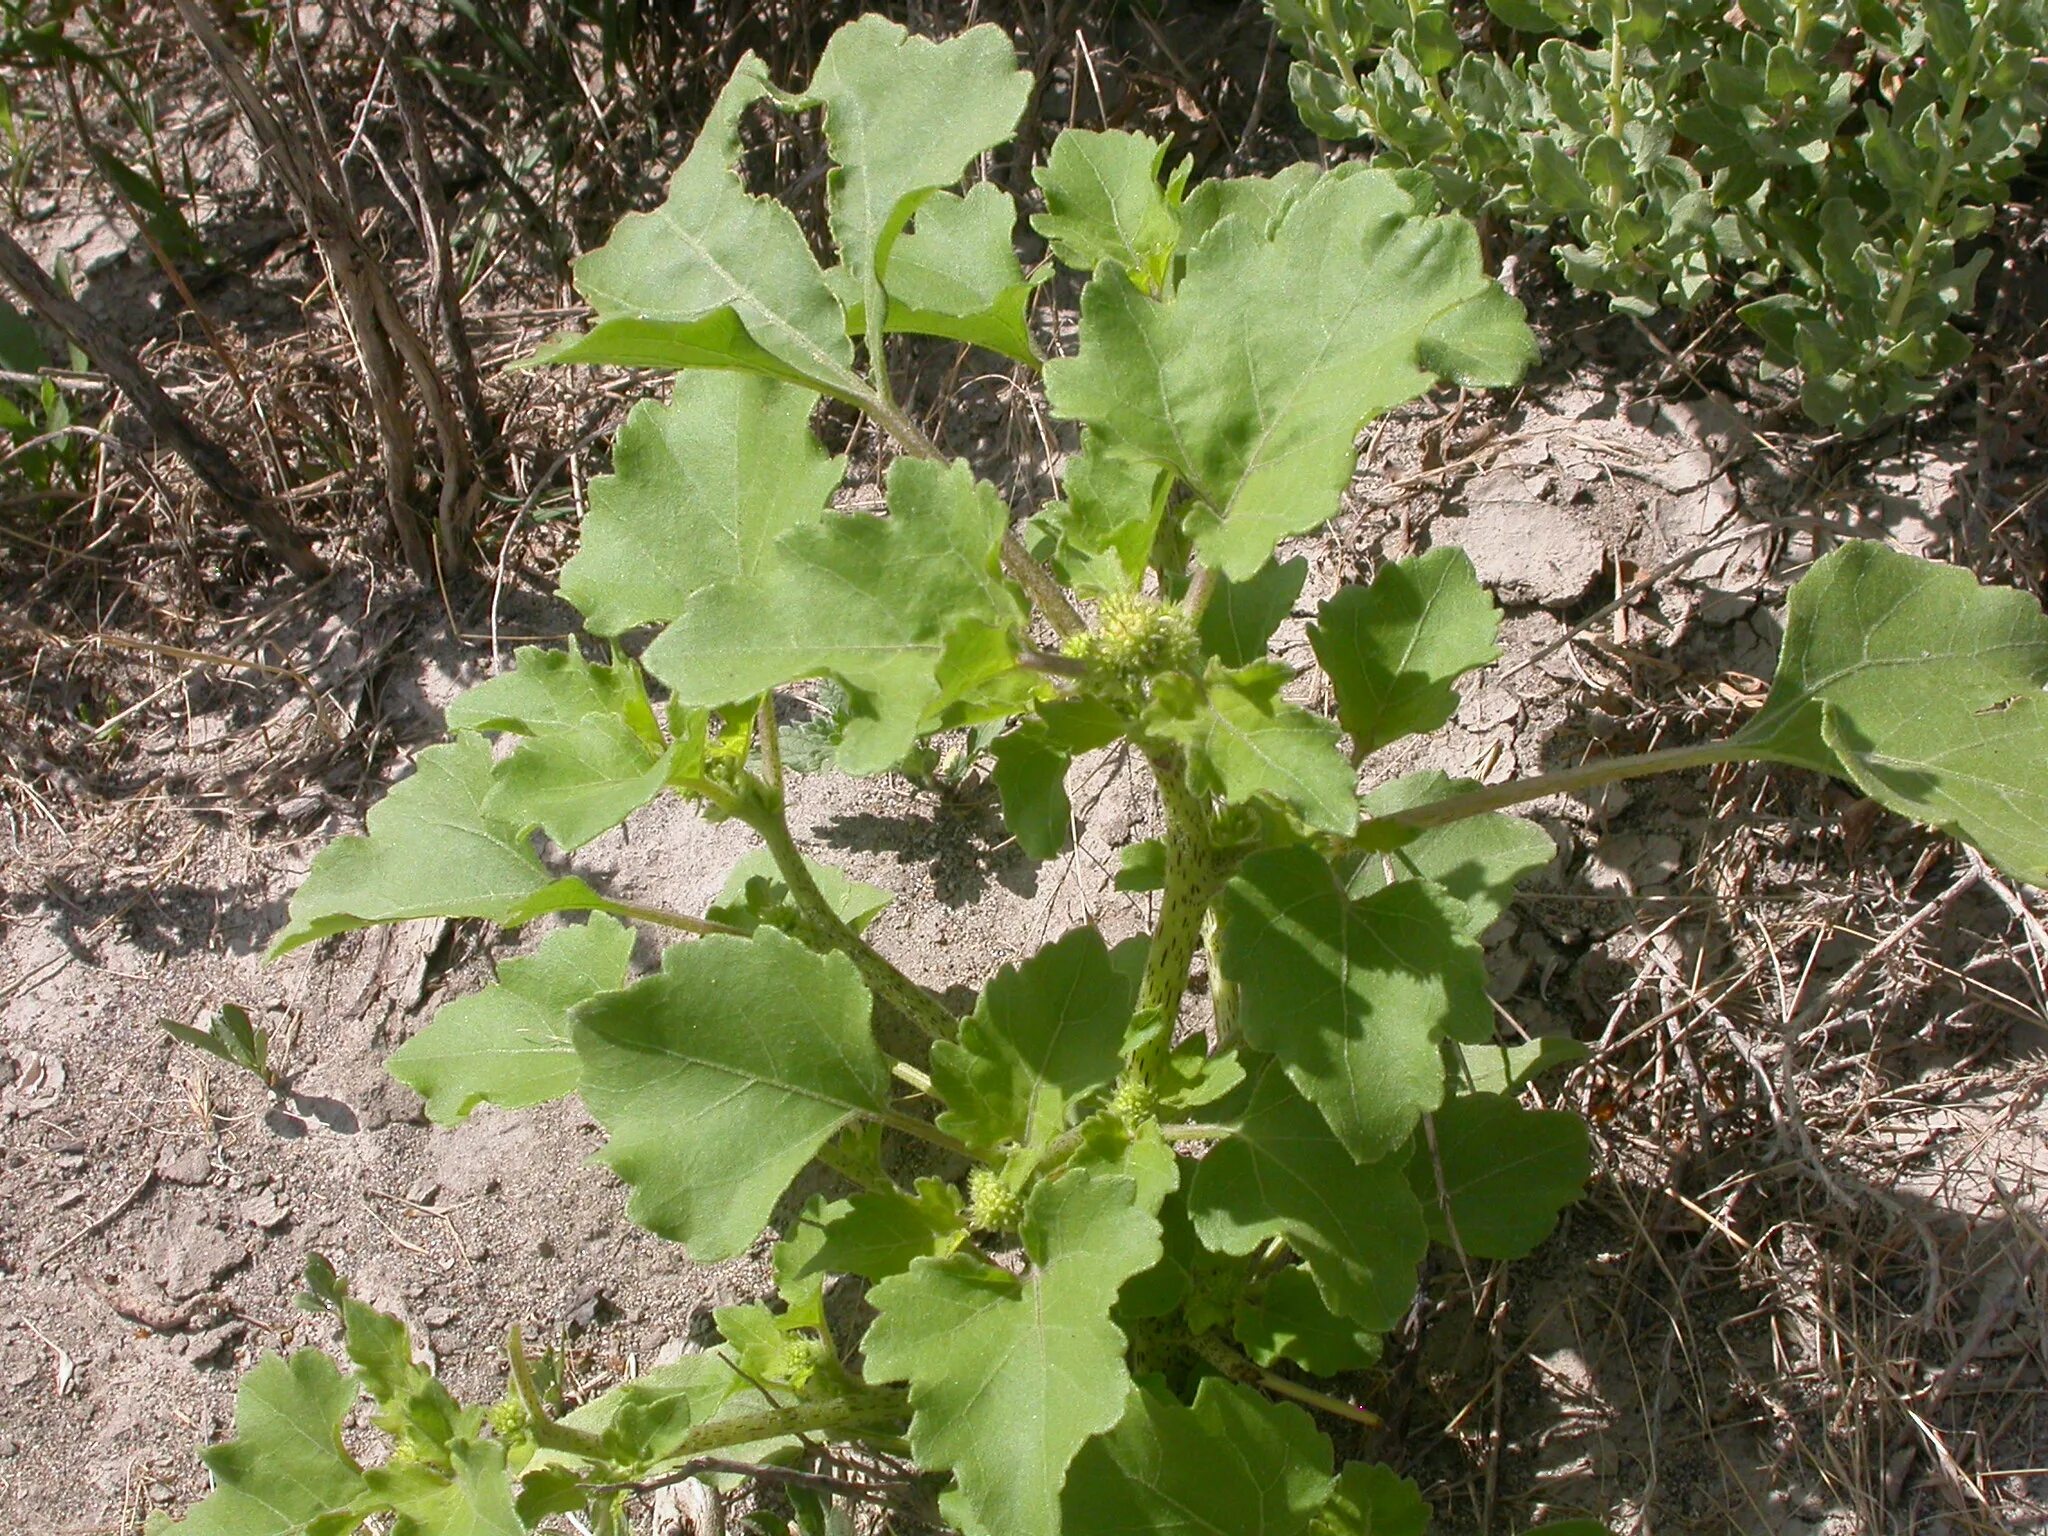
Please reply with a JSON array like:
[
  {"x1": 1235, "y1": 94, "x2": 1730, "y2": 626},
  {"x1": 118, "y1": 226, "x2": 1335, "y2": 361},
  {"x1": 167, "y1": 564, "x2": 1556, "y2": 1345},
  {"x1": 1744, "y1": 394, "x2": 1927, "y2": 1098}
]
[
  {"x1": 1199, "y1": 556, "x2": 1310, "y2": 669},
  {"x1": 1189, "y1": 1061, "x2": 1428, "y2": 1332},
  {"x1": 1352, "y1": 770, "x2": 1554, "y2": 935},
  {"x1": 1737, "y1": 540, "x2": 2048, "y2": 884},
  {"x1": 559, "y1": 375, "x2": 843, "y2": 636},
  {"x1": 1311, "y1": 1463, "x2": 1430, "y2": 1536},
  {"x1": 165, "y1": 1351, "x2": 367, "y2": 1536},
  {"x1": 572, "y1": 928, "x2": 890, "y2": 1261},
  {"x1": 1045, "y1": 168, "x2": 1535, "y2": 580},
  {"x1": 1409, "y1": 1091, "x2": 1590, "y2": 1259},
  {"x1": 446, "y1": 647, "x2": 677, "y2": 851},
  {"x1": 931, "y1": 928, "x2": 1135, "y2": 1154},
  {"x1": 1147, "y1": 665, "x2": 1359, "y2": 835},
  {"x1": 1234, "y1": 1267, "x2": 1383, "y2": 1375},
  {"x1": 1310, "y1": 548, "x2": 1502, "y2": 758},
  {"x1": 865, "y1": 1169, "x2": 1161, "y2": 1536},
  {"x1": 1219, "y1": 846, "x2": 1488, "y2": 1161},
  {"x1": 388, "y1": 915, "x2": 634, "y2": 1125},
  {"x1": 271, "y1": 736, "x2": 601, "y2": 956},
  {"x1": 782, "y1": 1181, "x2": 965, "y2": 1285},
  {"x1": 1061, "y1": 1378, "x2": 1335, "y2": 1536},
  {"x1": 877, "y1": 184, "x2": 1042, "y2": 364},
  {"x1": 534, "y1": 60, "x2": 864, "y2": 402},
  {"x1": 646, "y1": 456, "x2": 1024, "y2": 774},
  {"x1": 1030, "y1": 128, "x2": 1190, "y2": 292},
  {"x1": 369, "y1": 1439, "x2": 522, "y2": 1536},
  {"x1": 802, "y1": 17, "x2": 1032, "y2": 295}
]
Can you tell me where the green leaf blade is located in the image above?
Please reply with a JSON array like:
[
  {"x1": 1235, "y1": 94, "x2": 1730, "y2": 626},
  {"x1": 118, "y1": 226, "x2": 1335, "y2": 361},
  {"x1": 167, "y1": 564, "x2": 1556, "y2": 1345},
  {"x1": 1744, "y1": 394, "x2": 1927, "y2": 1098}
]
[
  {"x1": 388, "y1": 915, "x2": 634, "y2": 1125},
  {"x1": 1189, "y1": 1061, "x2": 1427, "y2": 1332},
  {"x1": 807, "y1": 17, "x2": 1032, "y2": 292},
  {"x1": 560, "y1": 376, "x2": 844, "y2": 636},
  {"x1": 271, "y1": 736, "x2": 600, "y2": 956},
  {"x1": 865, "y1": 1169, "x2": 1161, "y2": 1536},
  {"x1": 1046, "y1": 170, "x2": 1533, "y2": 580},
  {"x1": 572, "y1": 928, "x2": 889, "y2": 1260},
  {"x1": 931, "y1": 927, "x2": 1135, "y2": 1153},
  {"x1": 1310, "y1": 549, "x2": 1502, "y2": 757},
  {"x1": 552, "y1": 62, "x2": 863, "y2": 401},
  {"x1": 1219, "y1": 847, "x2": 1486, "y2": 1161},
  {"x1": 1061, "y1": 1378, "x2": 1335, "y2": 1536},
  {"x1": 1030, "y1": 129, "x2": 1188, "y2": 290},
  {"x1": 1410, "y1": 1091, "x2": 1590, "y2": 1259},
  {"x1": 167, "y1": 1351, "x2": 368, "y2": 1536},
  {"x1": 647, "y1": 456, "x2": 1023, "y2": 774},
  {"x1": 1737, "y1": 541, "x2": 2048, "y2": 884}
]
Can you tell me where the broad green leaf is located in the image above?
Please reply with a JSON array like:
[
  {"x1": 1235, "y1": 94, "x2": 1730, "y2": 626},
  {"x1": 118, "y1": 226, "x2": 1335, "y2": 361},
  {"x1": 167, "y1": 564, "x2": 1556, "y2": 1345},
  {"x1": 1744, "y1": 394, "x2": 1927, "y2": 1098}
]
[
  {"x1": 388, "y1": 915, "x2": 634, "y2": 1124},
  {"x1": 1037, "y1": 432, "x2": 1171, "y2": 596},
  {"x1": 878, "y1": 184, "x2": 1041, "y2": 364},
  {"x1": 706, "y1": 848, "x2": 892, "y2": 936},
  {"x1": 990, "y1": 726, "x2": 1075, "y2": 860},
  {"x1": 527, "y1": 310, "x2": 859, "y2": 400},
  {"x1": 1451, "y1": 1035, "x2": 1587, "y2": 1095},
  {"x1": 865, "y1": 1169, "x2": 1161, "y2": 1536},
  {"x1": 272, "y1": 736, "x2": 601, "y2": 956},
  {"x1": 167, "y1": 1351, "x2": 367, "y2": 1536},
  {"x1": 445, "y1": 646, "x2": 658, "y2": 740},
  {"x1": 1061, "y1": 1379, "x2": 1335, "y2": 1536},
  {"x1": 1031, "y1": 129, "x2": 1190, "y2": 292},
  {"x1": 1219, "y1": 847, "x2": 1487, "y2": 1159},
  {"x1": 483, "y1": 715, "x2": 676, "y2": 852},
  {"x1": 932, "y1": 928, "x2": 1134, "y2": 1153},
  {"x1": 1148, "y1": 665, "x2": 1359, "y2": 835},
  {"x1": 446, "y1": 647, "x2": 674, "y2": 850},
  {"x1": 572, "y1": 928, "x2": 890, "y2": 1261},
  {"x1": 1410, "y1": 1091, "x2": 1590, "y2": 1258},
  {"x1": 1352, "y1": 771, "x2": 1553, "y2": 935},
  {"x1": 646, "y1": 456, "x2": 1024, "y2": 775},
  {"x1": 1735, "y1": 541, "x2": 2048, "y2": 884},
  {"x1": 1310, "y1": 549, "x2": 1502, "y2": 757},
  {"x1": 376, "y1": 1440, "x2": 522, "y2": 1536},
  {"x1": 559, "y1": 375, "x2": 843, "y2": 635},
  {"x1": 1235, "y1": 1267, "x2": 1382, "y2": 1375},
  {"x1": 1199, "y1": 556, "x2": 1309, "y2": 668},
  {"x1": 1045, "y1": 169, "x2": 1535, "y2": 580},
  {"x1": 1118, "y1": 1185, "x2": 1204, "y2": 1321},
  {"x1": 1189, "y1": 1062, "x2": 1427, "y2": 1332},
  {"x1": 1311, "y1": 1463, "x2": 1429, "y2": 1536},
  {"x1": 1177, "y1": 163, "x2": 1323, "y2": 255},
  {"x1": 783, "y1": 1180, "x2": 965, "y2": 1284},
  {"x1": 804, "y1": 17, "x2": 1031, "y2": 293},
  {"x1": 538, "y1": 61, "x2": 865, "y2": 402}
]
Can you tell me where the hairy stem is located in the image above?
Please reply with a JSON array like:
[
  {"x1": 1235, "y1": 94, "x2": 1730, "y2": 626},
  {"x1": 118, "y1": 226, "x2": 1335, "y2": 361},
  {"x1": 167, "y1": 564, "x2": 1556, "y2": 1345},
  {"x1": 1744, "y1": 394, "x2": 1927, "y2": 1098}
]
[
  {"x1": 1131, "y1": 753, "x2": 1227, "y2": 1085},
  {"x1": 1363, "y1": 739, "x2": 1752, "y2": 833},
  {"x1": 743, "y1": 788, "x2": 959, "y2": 1040}
]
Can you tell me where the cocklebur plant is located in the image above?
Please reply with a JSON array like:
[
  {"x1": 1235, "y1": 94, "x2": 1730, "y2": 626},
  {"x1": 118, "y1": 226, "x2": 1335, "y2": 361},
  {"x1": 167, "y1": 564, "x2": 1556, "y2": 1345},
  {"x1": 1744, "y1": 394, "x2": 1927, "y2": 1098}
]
[
  {"x1": 1269, "y1": 0, "x2": 2048, "y2": 432},
  {"x1": 158, "y1": 18, "x2": 2048, "y2": 1536}
]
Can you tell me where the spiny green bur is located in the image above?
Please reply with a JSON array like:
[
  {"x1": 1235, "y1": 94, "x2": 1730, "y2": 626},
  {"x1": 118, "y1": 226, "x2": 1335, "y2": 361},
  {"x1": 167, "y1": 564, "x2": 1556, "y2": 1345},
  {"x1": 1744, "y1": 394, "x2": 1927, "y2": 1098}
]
[{"x1": 162, "y1": 17, "x2": 2048, "y2": 1536}]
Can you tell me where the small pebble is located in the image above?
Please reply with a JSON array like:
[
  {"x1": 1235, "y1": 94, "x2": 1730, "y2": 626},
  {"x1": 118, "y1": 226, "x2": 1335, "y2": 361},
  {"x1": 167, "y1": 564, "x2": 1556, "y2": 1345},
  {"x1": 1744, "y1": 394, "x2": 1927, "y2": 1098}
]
[{"x1": 158, "y1": 1147, "x2": 213, "y2": 1187}]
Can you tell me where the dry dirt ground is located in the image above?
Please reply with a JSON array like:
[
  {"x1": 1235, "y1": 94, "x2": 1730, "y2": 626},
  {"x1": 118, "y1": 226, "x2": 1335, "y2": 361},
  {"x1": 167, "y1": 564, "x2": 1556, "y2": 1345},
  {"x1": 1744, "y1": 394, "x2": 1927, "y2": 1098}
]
[{"x1": 5, "y1": 6, "x2": 2048, "y2": 1536}]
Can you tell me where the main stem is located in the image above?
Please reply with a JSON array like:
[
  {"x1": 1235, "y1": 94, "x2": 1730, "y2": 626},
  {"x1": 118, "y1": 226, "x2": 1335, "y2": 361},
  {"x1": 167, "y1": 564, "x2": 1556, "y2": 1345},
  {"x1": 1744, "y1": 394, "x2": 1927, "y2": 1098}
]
[{"x1": 1131, "y1": 751, "x2": 1226, "y2": 1086}]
